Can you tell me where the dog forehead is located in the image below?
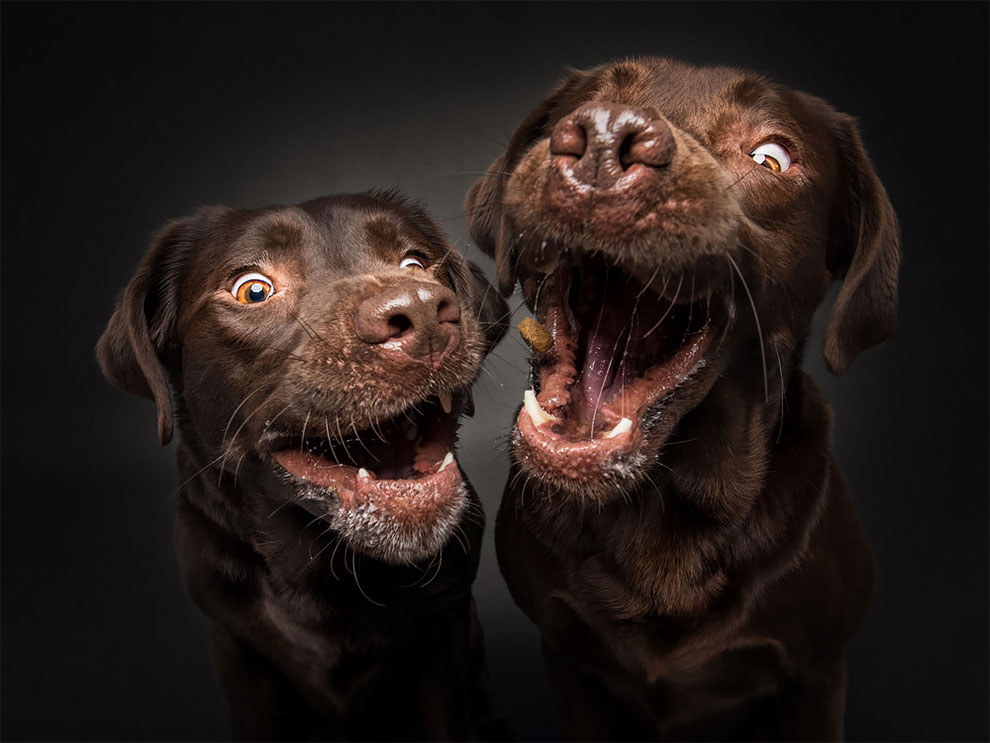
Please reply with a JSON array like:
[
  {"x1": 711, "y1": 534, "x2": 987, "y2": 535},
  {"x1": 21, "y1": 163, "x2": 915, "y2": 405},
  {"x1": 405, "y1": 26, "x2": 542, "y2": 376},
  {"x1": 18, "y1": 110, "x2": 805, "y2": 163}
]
[
  {"x1": 300, "y1": 195, "x2": 444, "y2": 267},
  {"x1": 198, "y1": 200, "x2": 433, "y2": 278},
  {"x1": 184, "y1": 206, "x2": 324, "y2": 274},
  {"x1": 588, "y1": 58, "x2": 797, "y2": 136}
]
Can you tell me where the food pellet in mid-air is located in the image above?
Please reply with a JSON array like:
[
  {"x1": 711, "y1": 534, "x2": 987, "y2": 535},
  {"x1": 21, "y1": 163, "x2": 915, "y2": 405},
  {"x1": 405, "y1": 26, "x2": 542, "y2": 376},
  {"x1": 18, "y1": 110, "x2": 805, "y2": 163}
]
[{"x1": 519, "y1": 316, "x2": 552, "y2": 353}]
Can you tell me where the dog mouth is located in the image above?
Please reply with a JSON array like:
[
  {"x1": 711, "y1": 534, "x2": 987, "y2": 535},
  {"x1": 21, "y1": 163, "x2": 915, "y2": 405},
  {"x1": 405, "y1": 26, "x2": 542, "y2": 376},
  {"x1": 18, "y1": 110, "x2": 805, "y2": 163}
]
[
  {"x1": 264, "y1": 394, "x2": 467, "y2": 564},
  {"x1": 268, "y1": 396, "x2": 459, "y2": 494},
  {"x1": 515, "y1": 251, "x2": 726, "y2": 494}
]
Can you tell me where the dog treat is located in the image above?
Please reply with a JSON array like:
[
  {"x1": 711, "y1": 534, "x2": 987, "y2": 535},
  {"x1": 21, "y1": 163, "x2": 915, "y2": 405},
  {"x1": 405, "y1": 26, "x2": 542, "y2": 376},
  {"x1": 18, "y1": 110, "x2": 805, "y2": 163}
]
[{"x1": 519, "y1": 316, "x2": 552, "y2": 353}]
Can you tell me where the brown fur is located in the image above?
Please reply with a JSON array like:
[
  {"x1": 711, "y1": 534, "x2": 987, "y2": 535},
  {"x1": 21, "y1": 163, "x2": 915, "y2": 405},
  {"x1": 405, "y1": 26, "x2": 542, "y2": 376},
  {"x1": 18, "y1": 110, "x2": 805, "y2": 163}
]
[
  {"x1": 467, "y1": 58, "x2": 899, "y2": 740},
  {"x1": 97, "y1": 192, "x2": 510, "y2": 740}
]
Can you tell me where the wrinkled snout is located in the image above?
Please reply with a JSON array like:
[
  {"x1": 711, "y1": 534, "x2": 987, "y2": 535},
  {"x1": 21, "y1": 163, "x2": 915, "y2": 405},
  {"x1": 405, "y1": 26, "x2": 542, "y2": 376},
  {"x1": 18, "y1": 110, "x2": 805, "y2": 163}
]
[
  {"x1": 549, "y1": 103, "x2": 675, "y2": 191},
  {"x1": 354, "y1": 280, "x2": 460, "y2": 368}
]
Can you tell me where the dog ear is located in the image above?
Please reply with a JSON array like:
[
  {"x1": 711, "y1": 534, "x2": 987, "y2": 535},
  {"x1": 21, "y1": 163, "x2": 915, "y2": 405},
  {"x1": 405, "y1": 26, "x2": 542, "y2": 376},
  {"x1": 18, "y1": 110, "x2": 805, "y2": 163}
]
[
  {"x1": 466, "y1": 261, "x2": 510, "y2": 353},
  {"x1": 97, "y1": 212, "x2": 214, "y2": 444},
  {"x1": 465, "y1": 67, "x2": 597, "y2": 296},
  {"x1": 823, "y1": 114, "x2": 901, "y2": 376}
]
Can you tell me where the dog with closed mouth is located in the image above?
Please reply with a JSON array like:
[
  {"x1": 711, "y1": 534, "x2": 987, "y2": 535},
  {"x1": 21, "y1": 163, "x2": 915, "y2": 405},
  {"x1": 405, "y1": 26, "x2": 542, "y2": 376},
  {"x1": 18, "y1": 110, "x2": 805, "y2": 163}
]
[
  {"x1": 467, "y1": 58, "x2": 899, "y2": 740},
  {"x1": 98, "y1": 191, "x2": 509, "y2": 740}
]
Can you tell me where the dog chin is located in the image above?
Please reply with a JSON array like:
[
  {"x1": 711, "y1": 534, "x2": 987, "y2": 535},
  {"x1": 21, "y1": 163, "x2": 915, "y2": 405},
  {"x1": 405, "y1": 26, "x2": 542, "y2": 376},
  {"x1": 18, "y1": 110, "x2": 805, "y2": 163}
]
[{"x1": 287, "y1": 474, "x2": 469, "y2": 566}]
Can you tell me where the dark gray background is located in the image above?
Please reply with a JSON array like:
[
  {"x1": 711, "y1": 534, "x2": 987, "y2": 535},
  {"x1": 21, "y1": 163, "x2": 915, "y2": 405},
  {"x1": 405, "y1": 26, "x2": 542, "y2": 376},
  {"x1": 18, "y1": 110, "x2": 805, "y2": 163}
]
[{"x1": 2, "y1": 2, "x2": 987, "y2": 741}]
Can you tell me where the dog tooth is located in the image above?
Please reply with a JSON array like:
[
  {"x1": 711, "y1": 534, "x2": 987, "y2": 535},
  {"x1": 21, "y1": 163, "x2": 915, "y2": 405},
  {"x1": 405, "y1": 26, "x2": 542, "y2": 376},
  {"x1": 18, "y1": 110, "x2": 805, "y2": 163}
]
[
  {"x1": 603, "y1": 417, "x2": 633, "y2": 439},
  {"x1": 523, "y1": 389, "x2": 558, "y2": 426},
  {"x1": 438, "y1": 452, "x2": 455, "y2": 472},
  {"x1": 438, "y1": 389, "x2": 452, "y2": 414},
  {"x1": 357, "y1": 468, "x2": 372, "y2": 480}
]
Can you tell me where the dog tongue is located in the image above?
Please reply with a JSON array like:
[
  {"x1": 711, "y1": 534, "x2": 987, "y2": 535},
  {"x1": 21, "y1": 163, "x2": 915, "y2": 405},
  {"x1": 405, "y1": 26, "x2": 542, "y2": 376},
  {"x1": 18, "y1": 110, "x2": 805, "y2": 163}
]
[{"x1": 578, "y1": 305, "x2": 627, "y2": 422}]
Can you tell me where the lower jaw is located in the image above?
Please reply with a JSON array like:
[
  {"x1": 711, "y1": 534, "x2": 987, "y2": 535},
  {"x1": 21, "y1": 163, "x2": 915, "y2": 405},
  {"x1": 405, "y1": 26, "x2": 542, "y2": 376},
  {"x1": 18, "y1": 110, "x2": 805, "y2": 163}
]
[
  {"x1": 514, "y1": 333, "x2": 717, "y2": 499},
  {"x1": 513, "y1": 403, "x2": 650, "y2": 497},
  {"x1": 281, "y1": 465, "x2": 469, "y2": 566},
  {"x1": 334, "y1": 473, "x2": 468, "y2": 566}
]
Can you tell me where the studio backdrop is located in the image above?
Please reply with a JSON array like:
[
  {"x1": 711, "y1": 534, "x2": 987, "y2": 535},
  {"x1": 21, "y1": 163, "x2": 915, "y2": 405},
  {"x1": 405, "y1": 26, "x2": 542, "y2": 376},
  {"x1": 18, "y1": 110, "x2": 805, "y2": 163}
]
[{"x1": 2, "y1": 2, "x2": 987, "y2": 741}]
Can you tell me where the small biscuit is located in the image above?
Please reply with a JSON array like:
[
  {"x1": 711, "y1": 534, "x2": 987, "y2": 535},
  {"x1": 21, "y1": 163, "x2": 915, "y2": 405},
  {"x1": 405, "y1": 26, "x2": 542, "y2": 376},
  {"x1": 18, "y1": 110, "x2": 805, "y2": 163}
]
[{"x1": 519, "y1": 316, "x2": 552, "y2": 353}]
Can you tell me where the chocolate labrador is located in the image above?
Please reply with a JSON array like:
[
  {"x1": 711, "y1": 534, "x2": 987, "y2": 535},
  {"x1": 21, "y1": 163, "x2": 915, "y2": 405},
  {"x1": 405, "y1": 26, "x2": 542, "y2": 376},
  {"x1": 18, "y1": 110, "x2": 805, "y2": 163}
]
[
  {"x1": 467, "y1": 58, "x2": 899, "y2": 740},
  {"x1": 97, "y1": 191, "x2": 510, "y2": 741}
]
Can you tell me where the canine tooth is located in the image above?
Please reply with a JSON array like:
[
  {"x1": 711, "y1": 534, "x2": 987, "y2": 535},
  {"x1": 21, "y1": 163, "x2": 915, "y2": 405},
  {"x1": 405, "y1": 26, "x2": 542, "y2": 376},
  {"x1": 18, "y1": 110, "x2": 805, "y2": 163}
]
[
  {"x1": 438, "y1": 389, "x2": 452, "y2": 414},
  {"x1": 523, "y1": 389, "x2": 558, "y2": 426},
  {"x1": 357, "y1": 468, "x2": 372, "y2": 479},
  {"x1": 603, "y1": 417, "x2": 633, "y2": 439},
  {"x1": 438, "y1": 452, "x2": 455, "y2": 472}
]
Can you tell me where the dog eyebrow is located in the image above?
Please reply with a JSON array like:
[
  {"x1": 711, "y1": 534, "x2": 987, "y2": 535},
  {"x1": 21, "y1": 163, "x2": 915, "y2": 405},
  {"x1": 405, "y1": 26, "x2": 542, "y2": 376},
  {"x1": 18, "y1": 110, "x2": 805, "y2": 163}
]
[{"x1": 365, "y1": 217, "x2": 402, "y2": 252}]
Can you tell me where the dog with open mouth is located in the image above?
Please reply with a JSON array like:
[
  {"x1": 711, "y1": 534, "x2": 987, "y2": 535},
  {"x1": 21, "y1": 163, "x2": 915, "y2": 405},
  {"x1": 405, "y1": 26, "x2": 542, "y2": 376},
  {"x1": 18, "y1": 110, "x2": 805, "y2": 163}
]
[
  {"x1": 97, "y1": 191, "x2": 509, "y2": 740},
  {"x1": 467, "y1": 58, "x2": 899, "y2": 740}
]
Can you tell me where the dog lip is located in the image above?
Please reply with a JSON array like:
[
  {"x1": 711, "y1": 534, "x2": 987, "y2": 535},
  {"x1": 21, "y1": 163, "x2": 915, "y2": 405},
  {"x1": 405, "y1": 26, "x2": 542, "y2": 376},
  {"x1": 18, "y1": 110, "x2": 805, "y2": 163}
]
[
  {"x1": 515, "y1": 404, "x2": 638, "y2": 483},
  {"x1": 271, "y1": 449, "x2": 461, "y2": 499},
  {"x1": 271, "y1": 450, "x2": 466, "y2": 564}
]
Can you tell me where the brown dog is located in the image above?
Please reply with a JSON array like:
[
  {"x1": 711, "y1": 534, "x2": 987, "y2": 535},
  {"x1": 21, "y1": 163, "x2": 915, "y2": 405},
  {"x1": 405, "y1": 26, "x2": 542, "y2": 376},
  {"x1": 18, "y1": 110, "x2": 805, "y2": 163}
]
[
  {"x1": 98, "y1": 192, "x2": 509, "y2": 740},
  {"x1": 467, "y1": 58, "x2": 899, "y2": 740}
]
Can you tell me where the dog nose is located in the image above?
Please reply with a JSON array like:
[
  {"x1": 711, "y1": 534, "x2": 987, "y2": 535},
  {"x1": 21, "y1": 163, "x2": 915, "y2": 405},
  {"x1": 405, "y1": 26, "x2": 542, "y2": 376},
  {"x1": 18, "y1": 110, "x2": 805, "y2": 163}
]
[
  {"x1": 354, "y1": 280, "x2": 460, "y2": 365},
  {"x1": 549, "y1": 103, "x2": 675, "y2": 190}
]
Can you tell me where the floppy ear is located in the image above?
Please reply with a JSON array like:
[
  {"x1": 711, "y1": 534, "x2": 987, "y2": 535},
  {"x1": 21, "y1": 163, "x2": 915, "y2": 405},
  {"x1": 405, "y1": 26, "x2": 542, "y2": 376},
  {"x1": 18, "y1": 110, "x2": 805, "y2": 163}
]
[
  {"x1": 467, "y1": 261, "x2": 510, "y2": 353},
  {"x1": 96, "y1": 214, "x2": 205, "y2": 444},
  {"x1": 823, "y1": 114, "x2": 901, "y2": 376},
  {"x1": 465, "y1": 67, "x2": 597, "y2": 296}
]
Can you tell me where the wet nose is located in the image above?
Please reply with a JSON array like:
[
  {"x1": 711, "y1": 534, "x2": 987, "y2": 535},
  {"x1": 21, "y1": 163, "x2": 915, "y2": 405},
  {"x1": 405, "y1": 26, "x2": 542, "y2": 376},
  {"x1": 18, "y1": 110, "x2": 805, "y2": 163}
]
[
  {"x1": 354, "y1": 280, "x2": 460, "y2": 365},
  {"x1": 549, "y1": 103, "x2": 675, "y2": 190}
]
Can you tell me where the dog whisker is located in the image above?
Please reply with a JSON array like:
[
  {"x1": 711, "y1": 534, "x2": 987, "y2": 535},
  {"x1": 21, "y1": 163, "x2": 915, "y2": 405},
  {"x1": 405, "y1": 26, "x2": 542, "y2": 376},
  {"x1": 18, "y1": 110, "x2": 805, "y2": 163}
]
[
  {"x1": 350, "y1": 418, "x2": 381, "y2": 464},
  {"x1": 222, "y1": 385, "x2": 267, "y2": 445},
  {"x1": 418, "y1": 550, "x2": 445, "y2": 589},
  {"x1": 641, "y1": 273, "x2": 683, "y2": 339},
  {"x1": 232, "y1": 451, "x2": 249, "y2": 489},
  {"x1": 725, "y1": 253, "x2": 769, "y2": 404},
  {"x1": 328, "y1": 534, "x2": 344, "y2": 581},
  {"x1": 774, "y1": 344, "x2": 787, "y2": 444},
  {"x1": 176, "y1": 451, "x2": 227, "y2": 492},
  {"x1": 349, "y1": 550, "x2": 386, "y2": 607},
  {"x1": 332, "y1": 416, "x2": 355, "y2": 464},
  {"x1": 300, "y1": 410, "x2": 311, "y2": 452}
]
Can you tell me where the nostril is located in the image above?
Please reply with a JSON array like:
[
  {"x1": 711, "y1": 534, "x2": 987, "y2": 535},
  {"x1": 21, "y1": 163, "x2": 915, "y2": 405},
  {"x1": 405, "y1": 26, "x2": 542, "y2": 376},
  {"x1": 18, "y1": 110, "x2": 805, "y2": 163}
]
[
  {"x1": 550, "y1": 119, "x2": 587, "y2": 158},
  {"x1": 355, "y1": 280, "x2": 460, "y2": 353},
  {"x1": 436, "y1": 297, "x2": 460, "y2": 325},
  {"x1": 619, "y1": 121, "x2": 675, "y2": 170},
  {"x1": 387, "y1": 313, "x2": 413, "y2": 338},
  {"x1": 618, "y1": 131, "x2": 635, "y2": 170}
]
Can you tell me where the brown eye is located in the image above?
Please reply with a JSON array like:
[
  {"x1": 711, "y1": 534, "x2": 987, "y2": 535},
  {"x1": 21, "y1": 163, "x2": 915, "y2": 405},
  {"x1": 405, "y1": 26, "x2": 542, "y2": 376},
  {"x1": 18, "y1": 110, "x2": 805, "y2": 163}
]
[
  {"x1": 400, "y1": 256, "x2": 427, "y2": 270},
  {"x1": 231, "y1": 272, "x2": 275, "y2": 304},
  {"x1": 749, "y1": 142, "x2": 791, "y2": 172}
]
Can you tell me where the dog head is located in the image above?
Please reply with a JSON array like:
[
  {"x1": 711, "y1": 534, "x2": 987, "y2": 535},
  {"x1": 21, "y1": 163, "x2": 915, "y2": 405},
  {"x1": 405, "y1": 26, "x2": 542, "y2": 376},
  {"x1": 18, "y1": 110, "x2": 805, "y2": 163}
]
[
  {"x1": 467, "y1": 57, "x2": 899, "y2": 503},
  {"x1": 98, "y1": 191, "x2": 507, "y2": 564}
]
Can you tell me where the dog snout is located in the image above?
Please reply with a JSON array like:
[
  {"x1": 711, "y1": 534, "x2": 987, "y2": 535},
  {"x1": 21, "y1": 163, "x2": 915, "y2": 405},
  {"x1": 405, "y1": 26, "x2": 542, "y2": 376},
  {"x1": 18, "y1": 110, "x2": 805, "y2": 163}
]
[
  {"x1": 549, "y1": 103, "x2": 675, "y2": 190},
  {"x1": 354, "y1": 280, "x2": 460, "y2": 366}
]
